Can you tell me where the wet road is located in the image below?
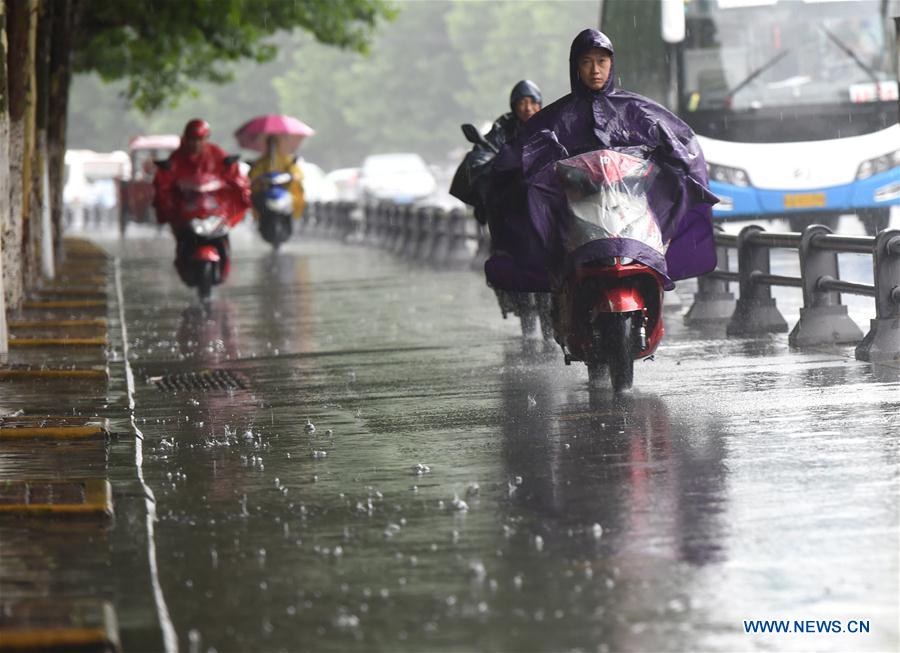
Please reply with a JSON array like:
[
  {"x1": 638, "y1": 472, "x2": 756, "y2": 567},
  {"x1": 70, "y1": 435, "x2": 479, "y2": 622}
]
[{"x1": 11, "y1": 222, "x2": 900, "y2": 652}]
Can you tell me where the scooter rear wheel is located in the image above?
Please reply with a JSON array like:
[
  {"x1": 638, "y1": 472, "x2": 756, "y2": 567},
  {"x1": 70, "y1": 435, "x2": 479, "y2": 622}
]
[{"x1": 597, "y1": 314, "x2": 634, "y2": 392}]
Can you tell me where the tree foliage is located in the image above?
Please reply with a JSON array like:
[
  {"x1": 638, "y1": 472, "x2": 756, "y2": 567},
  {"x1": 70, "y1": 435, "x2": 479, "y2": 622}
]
[
  {"x1": 68, "y1": 1, "x2": 600, "y2": 169},
  {"x1": 75, "y1": 0, "x2": 396, "y2": 112}
]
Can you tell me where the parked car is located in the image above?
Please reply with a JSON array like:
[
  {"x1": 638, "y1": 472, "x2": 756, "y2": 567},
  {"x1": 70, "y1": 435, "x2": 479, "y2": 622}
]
[
  {"x1": 359, "y1": 153, "x2": 436, "y2": 204},
  {"x1": 297, "y1": 160, "x2": 338, "y2": 203},
  {"x1": 325, "y1": 167, "x2": 361, "y2": 202},
  {"x1": 117, "y1": 134, "x2": 180, "y2": 234}
]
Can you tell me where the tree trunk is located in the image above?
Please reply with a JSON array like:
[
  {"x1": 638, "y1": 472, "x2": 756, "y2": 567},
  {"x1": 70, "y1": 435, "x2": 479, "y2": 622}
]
[
  {"x1": 0, "y1": 1, "x2": 11, "y2": 353},
  {"x1": 4, "y1": 0, "x2": 37, "y2": 310},
  {"x1": 34, "y1": 0, "x2": 52, "y2": 280},
  {"x1": 48, "y1": 0, "x2": 77, "y2": 261},
  {"x1": 19, "y1": 0, "x2": 38, "y2": 292}
]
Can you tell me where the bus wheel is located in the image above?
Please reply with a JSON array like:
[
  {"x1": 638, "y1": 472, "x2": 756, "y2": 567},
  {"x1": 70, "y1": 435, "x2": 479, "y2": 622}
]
[{"x1": 858, "y1": 208, "x2": 890, "y2": 236}]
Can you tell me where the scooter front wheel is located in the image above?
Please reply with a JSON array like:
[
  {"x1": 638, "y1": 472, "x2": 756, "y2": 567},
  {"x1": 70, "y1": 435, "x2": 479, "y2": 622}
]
[
  {"x1": 197, "y1": 261, "x2": 215, "y2": 302},
  {"x1": 596, "y1": 314, "x2": 634, "y2": 392}
]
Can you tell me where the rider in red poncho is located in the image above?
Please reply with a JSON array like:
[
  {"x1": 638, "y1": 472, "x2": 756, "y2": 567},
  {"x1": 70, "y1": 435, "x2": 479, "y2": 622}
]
[
  {"x1": 153, "y1": 119, "x2": 251, "y2": 283},
  {"x1": 153, "y1": 118, "x2": 250, "y2": 231}
]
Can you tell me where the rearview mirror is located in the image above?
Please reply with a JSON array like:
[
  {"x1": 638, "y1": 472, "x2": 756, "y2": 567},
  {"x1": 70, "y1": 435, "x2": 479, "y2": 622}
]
[{"x1": 461, "y1": 123, "x2": 483, "y2": 145}]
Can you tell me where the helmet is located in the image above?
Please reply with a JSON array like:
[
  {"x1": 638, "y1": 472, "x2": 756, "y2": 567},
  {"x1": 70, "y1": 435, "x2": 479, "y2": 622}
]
[
  {"x1": 183, "y1": 119, "x2": 210, "y2": 140},
  {"x1": 509, "y1": 80, "x2": 542, "y2": 111}
]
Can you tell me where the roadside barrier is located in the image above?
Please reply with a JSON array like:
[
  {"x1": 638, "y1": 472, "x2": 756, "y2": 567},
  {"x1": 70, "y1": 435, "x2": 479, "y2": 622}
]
[{"x1": 305, "y1": 201, "x2": 900, "y2": 363}]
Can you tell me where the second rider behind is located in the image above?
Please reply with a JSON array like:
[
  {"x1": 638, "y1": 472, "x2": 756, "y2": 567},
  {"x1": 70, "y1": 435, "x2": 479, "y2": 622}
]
[{"x1": 451, "y1": 80, "x2": 556, "y2": 340}]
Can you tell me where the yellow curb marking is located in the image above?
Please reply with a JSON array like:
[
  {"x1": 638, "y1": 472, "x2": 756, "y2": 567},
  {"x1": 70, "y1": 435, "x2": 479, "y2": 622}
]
[
  {"x1": 8, "y1": 318, "x2": 107, "y2": 329},
  {"x1": 0, "y1": 479, "x2": 113, "y2": 518},
  {"x1": 8, "y1": 337, "x2": 107, "y2": 347},
  {"x1": 34, "y1": 288, "x2": 106, "y2": 298},
  {"x1": 0, "y1": 367, "x2": 108, "y2": 380},
  {"x1": 0, "y1": 626, "x2": 114, "y2": 651},
  {"x1": 0, "y1": 418, "x2": 109, "y2": 439},
  {"x1": 21, "y1": 300, "x2": 106, "y2": 309}
]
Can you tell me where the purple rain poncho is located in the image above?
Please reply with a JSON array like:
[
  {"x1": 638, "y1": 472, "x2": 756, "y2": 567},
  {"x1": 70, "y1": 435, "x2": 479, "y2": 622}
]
[{"x1": 492, "y1": 28, "x2": 718, "y2": 289}]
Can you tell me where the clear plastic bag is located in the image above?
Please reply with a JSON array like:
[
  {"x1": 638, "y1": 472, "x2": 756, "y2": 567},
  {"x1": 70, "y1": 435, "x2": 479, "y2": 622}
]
[{"x1": 554, "y1": 149, "x2": 664, "y2": 255}]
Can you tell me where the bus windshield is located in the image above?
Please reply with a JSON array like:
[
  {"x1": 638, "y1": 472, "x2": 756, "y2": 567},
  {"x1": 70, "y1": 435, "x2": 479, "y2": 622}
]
[{"x1": 682, "y1": 0, "x2": 897, "y2": 113}]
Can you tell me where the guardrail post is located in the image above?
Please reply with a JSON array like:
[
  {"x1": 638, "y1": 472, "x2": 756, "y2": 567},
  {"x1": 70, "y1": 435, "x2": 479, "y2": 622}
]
[
  {"x1": 444, "y1": 208, "x2": 473, "y2": 268},
  {"x1": 406, "y1": 206, "x2": 428, "y2": 259},
  {"x1": 402, "y1": 206, "x2": 422, "y2": 257},
  {"x1": 417, "y1": 208, "x2": 437, "y2": 262},
  {"x1": 789, "y1": 225, "x2": 864, "y2": 346},
  {"x1": 726, "y1": 225, "x2": 788, "y2": 336},
  {"x1": 431, "y1": 208, "x2": 451, "y2": 263},
  {"x1": 381, "y1": 202, "x2": 399, "y2": 250},
  {"x1": 357, "y1": 201, "x2": 375, "y2": 246},
  {"x1": 684, "y1": 236, "x2": 736, "y2": 325},
  {"x1": 394, "y1": 204, "x2": 413, "y2": 255},
  {"x1": 855, "y1": 229, "x2": 900, "y2": 363},
  {"x1": 372, "y1": 202, "x2": 388, "y2": 247},
  {"x1": 300, "y1": 201, "x2": 317, "y2": 235}
]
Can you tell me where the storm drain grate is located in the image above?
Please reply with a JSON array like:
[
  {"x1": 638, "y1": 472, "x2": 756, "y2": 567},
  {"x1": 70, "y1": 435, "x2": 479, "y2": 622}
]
[{"x1": 152, "y1": 369, "x2": 249, "y2": 393}]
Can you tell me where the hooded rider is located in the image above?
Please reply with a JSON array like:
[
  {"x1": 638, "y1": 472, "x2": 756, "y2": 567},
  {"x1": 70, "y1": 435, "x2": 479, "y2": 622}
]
[
  {"x1": 484, "y1": 80, "x2": 543, "y2": 152},
  {"x1": 491, "y1": 29, "x2": 718, "y2": 287},
  {"x1": 153, "y1": 119, "x2": 250, "y2": 230},
  {"x1": 153, "y1": 119, "x2": 251, "y2": 277}
]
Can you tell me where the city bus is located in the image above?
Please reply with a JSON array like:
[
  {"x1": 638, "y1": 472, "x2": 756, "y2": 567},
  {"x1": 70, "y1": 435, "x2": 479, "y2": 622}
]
[{"x1": 599, "y1": 0, "x2": 899, "y2": 234}]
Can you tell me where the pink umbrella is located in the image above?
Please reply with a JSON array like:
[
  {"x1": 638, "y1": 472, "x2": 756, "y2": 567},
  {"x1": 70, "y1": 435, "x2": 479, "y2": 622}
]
[{"x1": 234, "y1": 114, "x2": 315, "y2": 153}]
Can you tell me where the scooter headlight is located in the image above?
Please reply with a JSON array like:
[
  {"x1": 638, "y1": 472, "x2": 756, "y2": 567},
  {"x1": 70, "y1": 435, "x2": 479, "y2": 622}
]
[{"x1": 190, "y1": 216, "x2": 226, "y2": 237}]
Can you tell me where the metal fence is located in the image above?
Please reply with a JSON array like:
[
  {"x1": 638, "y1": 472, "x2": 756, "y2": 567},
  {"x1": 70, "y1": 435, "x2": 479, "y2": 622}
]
[{"x1": 303, "y1": 201, "x2": 900, "y2": 364}]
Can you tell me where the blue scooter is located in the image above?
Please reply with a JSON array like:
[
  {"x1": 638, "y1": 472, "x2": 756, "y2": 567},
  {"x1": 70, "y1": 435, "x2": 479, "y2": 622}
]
[{"x1": 252, "y1": 171, "x2": 294, "y2": 250}]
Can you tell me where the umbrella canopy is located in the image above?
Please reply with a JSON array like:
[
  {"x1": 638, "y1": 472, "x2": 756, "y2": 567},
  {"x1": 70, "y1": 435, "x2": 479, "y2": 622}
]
[{"x1": 234, "y1": 114, "x2": 315, "y2": 153}]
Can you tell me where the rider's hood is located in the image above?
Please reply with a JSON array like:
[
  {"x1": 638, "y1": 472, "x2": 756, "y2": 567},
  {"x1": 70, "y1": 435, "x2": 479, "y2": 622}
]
[{"x1": 569, "y1": 29, "x2": 615, "y2": 97}]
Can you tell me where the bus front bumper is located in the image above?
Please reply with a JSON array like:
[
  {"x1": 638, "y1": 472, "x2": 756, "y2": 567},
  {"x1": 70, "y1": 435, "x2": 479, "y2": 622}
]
[{"x1": 710, "y1": 167, "x2": 899, "y2": 219}]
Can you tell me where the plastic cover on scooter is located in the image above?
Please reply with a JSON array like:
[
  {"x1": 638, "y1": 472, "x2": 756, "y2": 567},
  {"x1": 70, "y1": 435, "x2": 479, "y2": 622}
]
[{"x1": 555, "y1": 149, "x2": 663, "y2": 256}]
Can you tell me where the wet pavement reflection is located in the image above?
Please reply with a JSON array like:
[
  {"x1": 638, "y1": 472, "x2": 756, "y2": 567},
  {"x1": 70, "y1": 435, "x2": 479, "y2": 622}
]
[{"x1": 25, "y1": 226, "x2": 900, "y2": 652}]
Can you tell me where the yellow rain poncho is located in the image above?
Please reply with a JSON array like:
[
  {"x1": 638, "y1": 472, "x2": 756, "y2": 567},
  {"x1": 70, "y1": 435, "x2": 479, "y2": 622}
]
[{"x1": 248, "y1": 151, "x2": 306, "y2": 219}]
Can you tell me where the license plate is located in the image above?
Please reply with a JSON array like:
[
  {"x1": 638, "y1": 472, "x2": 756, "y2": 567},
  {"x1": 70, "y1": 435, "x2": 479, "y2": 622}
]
[{"x1": 784, "y1": 192, "x2": 826, "y2": 209}]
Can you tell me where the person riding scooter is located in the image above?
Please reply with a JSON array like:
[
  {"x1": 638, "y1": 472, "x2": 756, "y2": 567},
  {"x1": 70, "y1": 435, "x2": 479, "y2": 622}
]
[
  {"x1": 451, "y1": 79, "x2": 543, "y2": 226},
  {"x1": 249, "y1": 135, "x2": 306, "y2": 220},
  {"x1": 490, "y1": 29, "x2": 718, "y2": 389},
  {"x1": 153, "y1": 119, "x2": 250, "y2": 286},
  {"x1": 450, "y1": 80, "x2": 553, "y2": 340}
]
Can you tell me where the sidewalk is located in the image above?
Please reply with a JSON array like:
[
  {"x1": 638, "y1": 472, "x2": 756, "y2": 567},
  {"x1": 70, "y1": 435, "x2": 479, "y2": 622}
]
[{"x1": 0, "y1": 237, "x2": 122, "y2": 652}]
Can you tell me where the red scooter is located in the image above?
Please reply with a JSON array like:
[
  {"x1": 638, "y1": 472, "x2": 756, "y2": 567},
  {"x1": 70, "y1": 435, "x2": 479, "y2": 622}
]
[
  {"x1": 550, "y1": 148, "x2": 666, "y2": 392},
  {"x1": 169, "y1": 172, "x2": 242, "y2": 301}
]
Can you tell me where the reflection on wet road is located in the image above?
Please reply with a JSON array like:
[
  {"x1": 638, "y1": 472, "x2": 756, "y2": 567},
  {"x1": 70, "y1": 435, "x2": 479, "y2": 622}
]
[{"x1": 100, "y1": 229, "x2": 900, "y2": 651}]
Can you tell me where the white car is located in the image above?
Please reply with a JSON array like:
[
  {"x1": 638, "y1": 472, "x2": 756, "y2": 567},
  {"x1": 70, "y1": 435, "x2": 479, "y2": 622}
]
[
  {"x1": 298, "y1": 160, "x2": 338, "y2": 203},
  {"x1": 325, "y1": 167, "x2": 361, "y2": 202},
  {"x1": 359, "y1": 153, "x2": 436, "y2": 204}
]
